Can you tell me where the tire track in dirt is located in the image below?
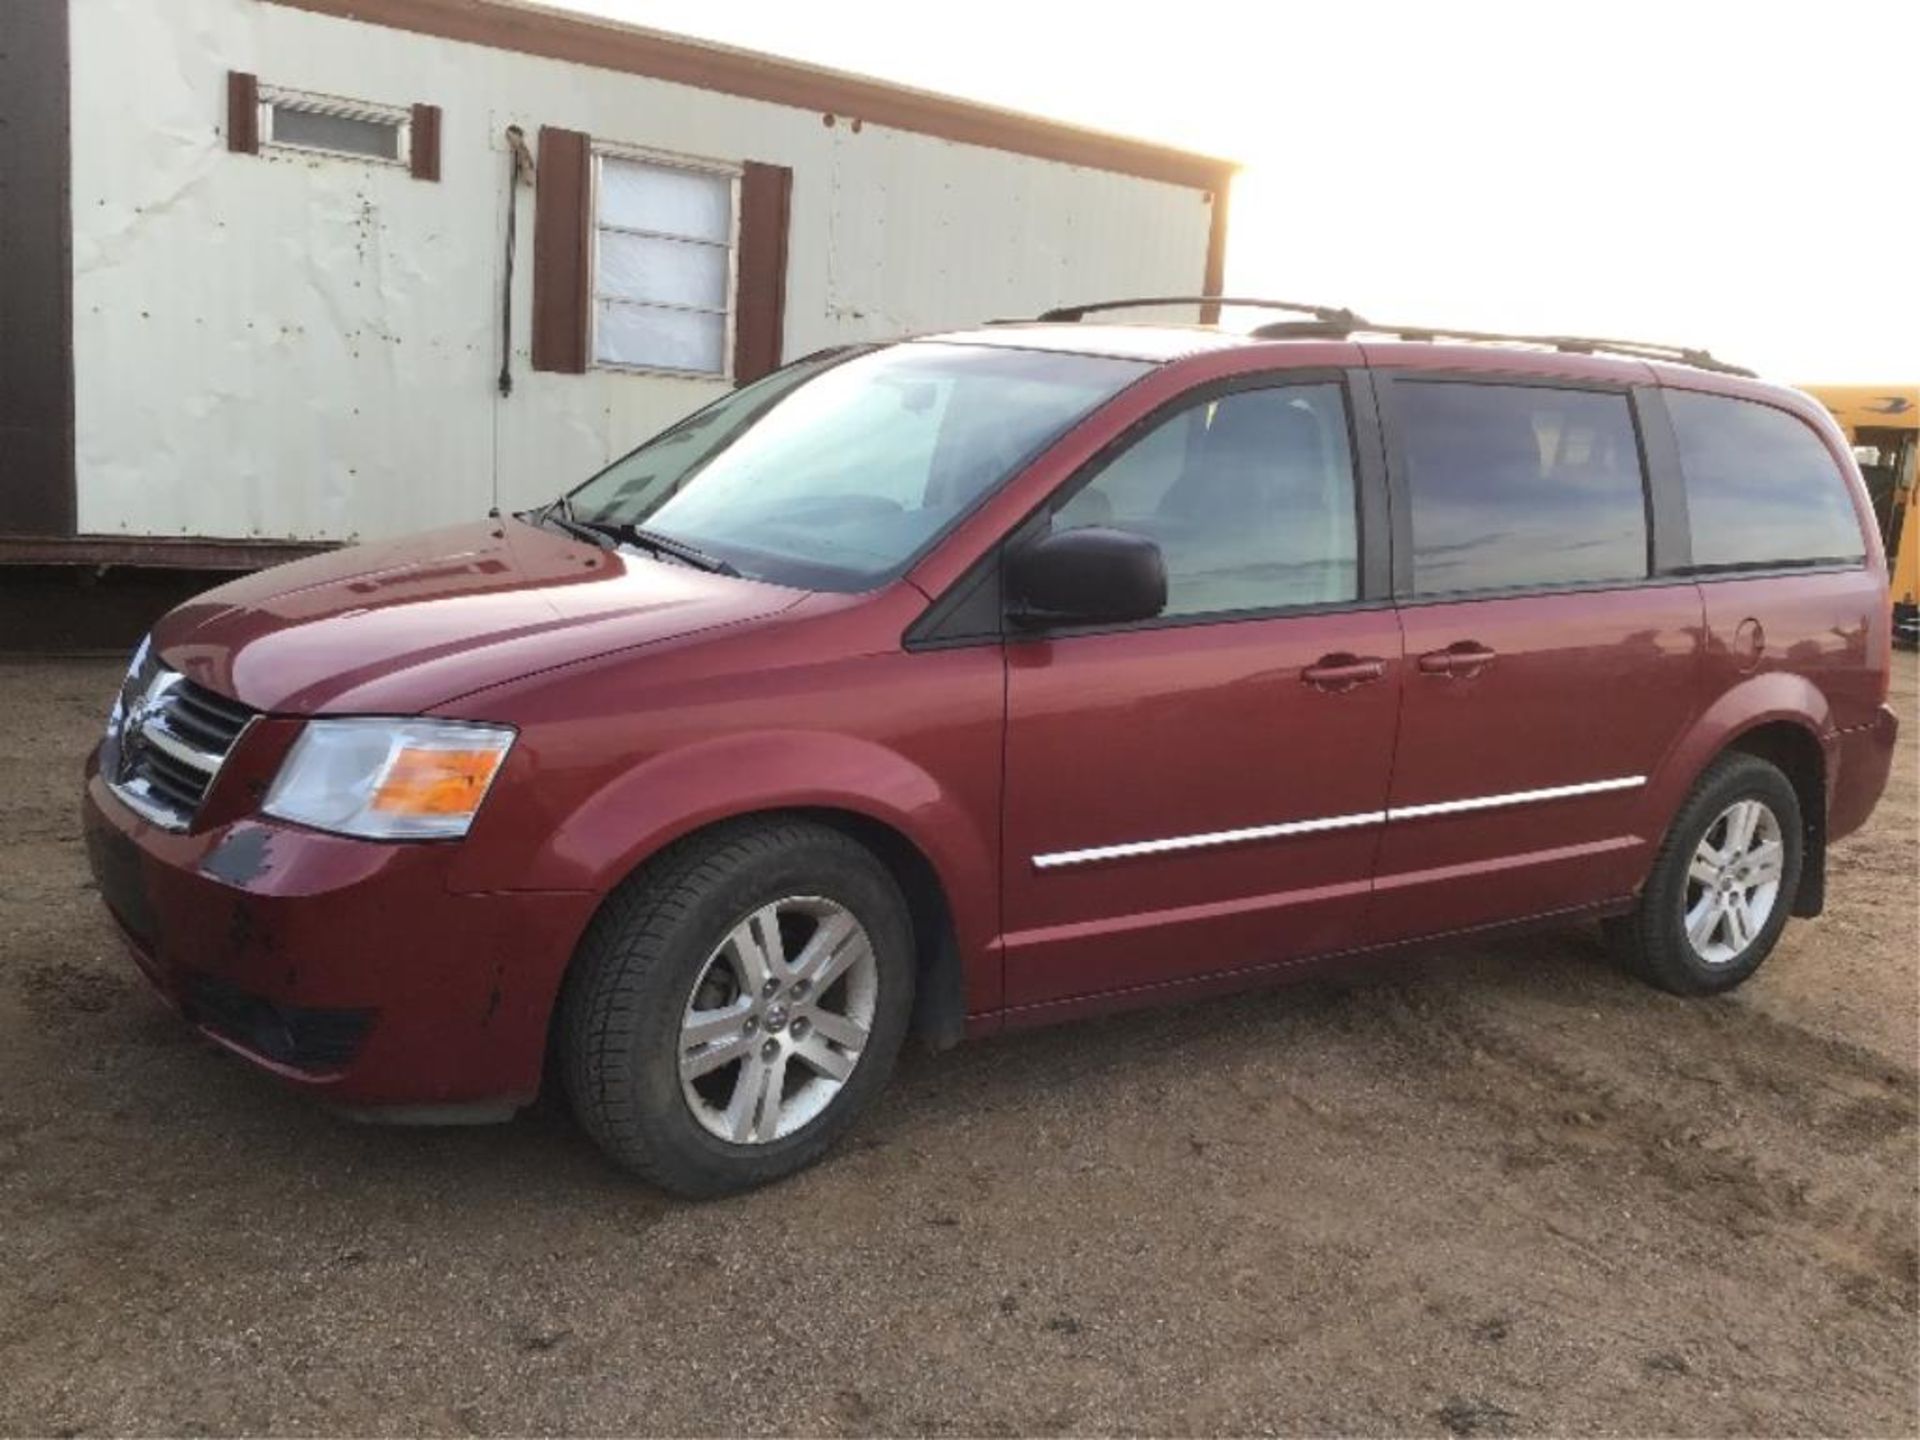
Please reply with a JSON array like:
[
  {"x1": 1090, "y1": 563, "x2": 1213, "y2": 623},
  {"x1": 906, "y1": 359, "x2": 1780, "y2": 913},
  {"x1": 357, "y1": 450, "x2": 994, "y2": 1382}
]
[{"x1": 1353, "y1": 966, "x2": 1917, "y2": 1314}]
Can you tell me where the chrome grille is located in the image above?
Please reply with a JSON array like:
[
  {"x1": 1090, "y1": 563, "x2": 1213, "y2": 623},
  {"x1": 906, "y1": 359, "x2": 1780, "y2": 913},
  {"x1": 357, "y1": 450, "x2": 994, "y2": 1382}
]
[{"x1": 105, "y1": 644, "x2": 255, "y2": 830}]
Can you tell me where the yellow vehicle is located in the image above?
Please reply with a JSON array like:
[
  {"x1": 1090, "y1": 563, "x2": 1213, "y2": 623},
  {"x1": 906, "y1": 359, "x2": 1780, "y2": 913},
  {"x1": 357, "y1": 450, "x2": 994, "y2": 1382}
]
[{"x1": 1803, "y1": 384, "x2": 1919, "y2": 646}]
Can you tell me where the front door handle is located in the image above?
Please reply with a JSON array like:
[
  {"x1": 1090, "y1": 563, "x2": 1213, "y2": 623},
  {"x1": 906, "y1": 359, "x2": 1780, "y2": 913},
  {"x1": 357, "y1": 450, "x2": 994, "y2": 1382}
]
[
  {"x1": 1417, "y1": 642, "x2": 1498, "y2": 677},
  {"x1": 1301, "y1": 653, "x2": 1387, "y2": 692}
]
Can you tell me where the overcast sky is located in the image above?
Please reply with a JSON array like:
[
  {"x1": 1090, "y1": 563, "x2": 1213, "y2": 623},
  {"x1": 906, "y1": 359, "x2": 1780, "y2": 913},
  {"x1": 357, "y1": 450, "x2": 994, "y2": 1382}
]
[{"x1": 551, "y1": 0, "x2": 1915, "y2": 383}]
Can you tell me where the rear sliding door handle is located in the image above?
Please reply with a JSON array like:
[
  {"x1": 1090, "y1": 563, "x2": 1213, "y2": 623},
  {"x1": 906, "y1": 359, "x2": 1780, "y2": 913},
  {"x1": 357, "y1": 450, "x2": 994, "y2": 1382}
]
[
  {"x1": 1301, "y1": 654, "x2": 1387, "y2": 692},
  {"x1": 1417, "y1": 642, "x2": 1498, "y2": 677}
]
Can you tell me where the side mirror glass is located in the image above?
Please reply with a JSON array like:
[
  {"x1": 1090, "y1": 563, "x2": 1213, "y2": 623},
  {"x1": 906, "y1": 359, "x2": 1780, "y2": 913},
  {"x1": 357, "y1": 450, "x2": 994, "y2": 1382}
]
[{"x1": 1007, "y1": 526, "x2": 1168, "y2": 629}]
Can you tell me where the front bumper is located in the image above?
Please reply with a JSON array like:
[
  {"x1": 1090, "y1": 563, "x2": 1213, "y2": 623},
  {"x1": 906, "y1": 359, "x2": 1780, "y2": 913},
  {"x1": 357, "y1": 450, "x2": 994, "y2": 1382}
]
[{"x1": 82, "y1": 763, "x2": 598, "y2": 1113}]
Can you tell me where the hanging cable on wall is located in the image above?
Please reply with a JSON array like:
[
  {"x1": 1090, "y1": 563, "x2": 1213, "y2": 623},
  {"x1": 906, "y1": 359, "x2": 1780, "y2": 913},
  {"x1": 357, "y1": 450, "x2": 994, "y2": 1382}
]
[{"x1": 498, "y1": 125, "x2": 536, "y2": 397}]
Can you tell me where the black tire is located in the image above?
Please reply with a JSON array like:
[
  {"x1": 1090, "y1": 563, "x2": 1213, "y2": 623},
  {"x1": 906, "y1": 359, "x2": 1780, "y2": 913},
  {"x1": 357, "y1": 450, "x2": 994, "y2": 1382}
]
[
  {"x1": 1610, "y1": 752, "x2": 1804, "y2": 996},
  {"x1": 559, "y1": 817, "x2": 914, "y2": 1197}
]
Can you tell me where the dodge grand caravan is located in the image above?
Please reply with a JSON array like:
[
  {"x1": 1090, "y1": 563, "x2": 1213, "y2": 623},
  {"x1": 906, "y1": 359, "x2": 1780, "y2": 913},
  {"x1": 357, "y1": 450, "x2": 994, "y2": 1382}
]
[{"x1": 83, "y1": 300, "x2": 1899, "y2": 1195}]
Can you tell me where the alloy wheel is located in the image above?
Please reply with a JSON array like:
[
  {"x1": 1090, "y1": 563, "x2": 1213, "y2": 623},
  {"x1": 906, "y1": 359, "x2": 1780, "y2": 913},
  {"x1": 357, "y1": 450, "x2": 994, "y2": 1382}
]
[
  {"x1": 677, "y1": 896, "x2": 878, "y2": 1144},
  {"x1": 1681, "y1": 798, "x2": 1786, "y2": 966}
]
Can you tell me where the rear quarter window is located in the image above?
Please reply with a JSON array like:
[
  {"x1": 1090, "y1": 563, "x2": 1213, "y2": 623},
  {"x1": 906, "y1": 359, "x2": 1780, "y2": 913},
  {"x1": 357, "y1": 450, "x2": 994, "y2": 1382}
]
[{"x1": 1666, "y1": 391, "x2": 1867, "y2": 570}]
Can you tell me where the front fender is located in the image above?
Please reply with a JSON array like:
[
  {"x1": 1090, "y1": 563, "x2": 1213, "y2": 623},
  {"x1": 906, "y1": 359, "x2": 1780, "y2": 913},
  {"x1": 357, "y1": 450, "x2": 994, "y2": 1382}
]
[{"x1": 470, "y1": 727, "x2": 1002, "y2": 999}]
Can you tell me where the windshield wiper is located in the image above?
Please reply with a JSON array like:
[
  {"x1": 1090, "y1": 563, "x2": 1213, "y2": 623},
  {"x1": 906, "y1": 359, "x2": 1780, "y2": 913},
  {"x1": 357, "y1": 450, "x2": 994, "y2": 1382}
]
[
  {"x1": 530, "y1": 497, "x2": 739, "y2": 576},
  {"x1": 603, "y1": 523, "x2": 741, "y2": 577},
  {"x1": 529, "y1": 494, "x2": 614, "y2": 549}
]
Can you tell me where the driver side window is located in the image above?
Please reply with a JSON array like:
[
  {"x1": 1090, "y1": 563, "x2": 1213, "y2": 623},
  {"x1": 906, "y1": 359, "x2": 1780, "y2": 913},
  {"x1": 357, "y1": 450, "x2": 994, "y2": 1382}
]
[{"x1": 1054, "y1": 382, "x2": 1359, "y2": 618}]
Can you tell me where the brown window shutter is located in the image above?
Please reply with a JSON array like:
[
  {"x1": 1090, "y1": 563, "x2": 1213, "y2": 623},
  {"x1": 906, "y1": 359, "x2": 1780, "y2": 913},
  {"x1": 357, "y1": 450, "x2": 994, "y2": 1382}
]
[
  {"x1": 733, "y1": 161, "x2": 792, "y2": 385},
  {"x1": 227, "y1": 72, "x2": 259, "y2": 154},
  {"x1": 409, "y1": 103, "x2": 441, "y2": 181},
  {"x1": 531, "y1": 126, "x2": 591, "y2": 374}
]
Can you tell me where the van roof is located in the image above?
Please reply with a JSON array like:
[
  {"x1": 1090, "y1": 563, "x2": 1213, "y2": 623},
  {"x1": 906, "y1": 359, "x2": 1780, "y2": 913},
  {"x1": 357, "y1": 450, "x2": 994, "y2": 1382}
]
[
  {"x1": 926, "y1": 324, "x2": 1256, "y2": 364},
  {"x1": 930, "y1": 319, "x2": 1759, "y2": 390},
  {"x1": 944, "y1": 296, "x2": 1756, "y2": 381}
]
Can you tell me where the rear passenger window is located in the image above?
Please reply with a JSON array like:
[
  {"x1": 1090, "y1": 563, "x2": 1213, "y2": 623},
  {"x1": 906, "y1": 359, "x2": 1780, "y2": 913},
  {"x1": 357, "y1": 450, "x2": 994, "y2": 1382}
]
[
  {"x1": 1396, "y1": 382, "x2": 1648, "y2": 595},
  {"x1": 1666, "y1": 391, "x2": 1867, "y2": 570},
  {"x1": 1053, "y1": 384, "x2": 1358, "y2": 617}
]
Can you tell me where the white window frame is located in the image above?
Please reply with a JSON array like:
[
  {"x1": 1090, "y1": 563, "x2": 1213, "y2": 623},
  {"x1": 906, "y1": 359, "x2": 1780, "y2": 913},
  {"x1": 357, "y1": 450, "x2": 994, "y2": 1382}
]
[
  {"x1": 258, "y1": 84, "x2": 410, "y2": 168},
  {"x1": 589, "y1": 142, "x2": 742, "y2": 381}
]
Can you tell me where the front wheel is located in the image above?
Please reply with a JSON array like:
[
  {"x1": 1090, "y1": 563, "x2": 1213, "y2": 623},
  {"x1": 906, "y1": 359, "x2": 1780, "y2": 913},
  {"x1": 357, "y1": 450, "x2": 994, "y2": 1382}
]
[
  {"x1": 560, "y1": 819, "x2": 915, "y2": 1196},
  {"x1": 1611, "y1": 753, "x2": 1804, "y2": 995}
]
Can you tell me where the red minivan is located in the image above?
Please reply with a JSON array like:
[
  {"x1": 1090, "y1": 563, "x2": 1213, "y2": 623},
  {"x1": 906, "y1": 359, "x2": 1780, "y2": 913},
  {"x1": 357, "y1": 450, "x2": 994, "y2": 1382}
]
[{"x1": 82, "y1": 302, "x2": 1900, "y2": 1195}]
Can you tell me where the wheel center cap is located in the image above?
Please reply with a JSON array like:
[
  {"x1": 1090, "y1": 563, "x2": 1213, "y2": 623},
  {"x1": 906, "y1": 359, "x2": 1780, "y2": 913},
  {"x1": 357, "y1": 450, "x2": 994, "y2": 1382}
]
[{"x1": 763, "y1": 1004, "x2": 790, "y2": 1034}]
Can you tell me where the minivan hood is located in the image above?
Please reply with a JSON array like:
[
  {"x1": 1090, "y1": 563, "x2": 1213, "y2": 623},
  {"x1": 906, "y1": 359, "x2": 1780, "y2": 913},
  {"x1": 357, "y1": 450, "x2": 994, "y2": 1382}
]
[{"x1": 155, "y1": 519, "x2": 805, "y2": 714}]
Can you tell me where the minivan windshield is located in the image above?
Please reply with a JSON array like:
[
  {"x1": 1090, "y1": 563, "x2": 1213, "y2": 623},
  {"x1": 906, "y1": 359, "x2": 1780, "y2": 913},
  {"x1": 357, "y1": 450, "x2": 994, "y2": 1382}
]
[{"x1": 562, "y1": 342, "x2": 1151, "y2": 591}]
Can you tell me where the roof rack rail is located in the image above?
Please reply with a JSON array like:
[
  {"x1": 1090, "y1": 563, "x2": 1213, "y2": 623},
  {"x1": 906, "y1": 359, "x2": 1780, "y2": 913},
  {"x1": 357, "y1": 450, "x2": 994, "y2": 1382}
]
[
  {"x1": 1037, "y1": 295, "x2": 1370, "y2": 328},
  {"x1": 1036, "y1": 293, "x2": 1758, "y2": 378},
  {"x1": 1029, "y1": 294, "x2": 1753, "y2": 379},
  {"x1": 1246, "y1": 318, "x2": 1755, "y2": 378}
]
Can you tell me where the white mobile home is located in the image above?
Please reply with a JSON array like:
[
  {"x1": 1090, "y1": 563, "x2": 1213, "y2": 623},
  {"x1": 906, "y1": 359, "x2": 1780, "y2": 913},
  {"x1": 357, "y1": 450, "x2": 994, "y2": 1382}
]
[{"x1": 2, "y1": 0, "x2": 1233, "y2": 573}]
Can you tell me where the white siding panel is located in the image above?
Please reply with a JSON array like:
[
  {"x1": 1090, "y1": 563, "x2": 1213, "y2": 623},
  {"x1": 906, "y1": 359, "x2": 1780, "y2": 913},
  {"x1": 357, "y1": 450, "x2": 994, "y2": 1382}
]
[
  {"x1": 70, "y1": 0, "x2": 1216, "y2": 543},
  {"x1": 821, "y1": 128, "x2": 1212, "y2": 339}
]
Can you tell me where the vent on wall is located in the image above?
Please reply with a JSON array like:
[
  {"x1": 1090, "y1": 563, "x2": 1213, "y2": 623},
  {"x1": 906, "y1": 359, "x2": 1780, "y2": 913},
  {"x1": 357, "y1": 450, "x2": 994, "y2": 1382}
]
[
  {"x1": 227, "y1": 72, "x2": 440, "y2": 181},
  {"x1": 265, "y1": 87, "x2": 408, "y2": 163}
]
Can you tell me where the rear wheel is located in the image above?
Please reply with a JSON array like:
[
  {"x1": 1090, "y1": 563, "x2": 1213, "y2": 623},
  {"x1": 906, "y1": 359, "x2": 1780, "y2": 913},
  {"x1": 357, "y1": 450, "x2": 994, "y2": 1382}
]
[
  {"x1": 560, "y1": 818, "x2": 914, "y2": 1196},
  {"x1": 1612, "y1": 753, "x2": 1803, "y2": 995}
]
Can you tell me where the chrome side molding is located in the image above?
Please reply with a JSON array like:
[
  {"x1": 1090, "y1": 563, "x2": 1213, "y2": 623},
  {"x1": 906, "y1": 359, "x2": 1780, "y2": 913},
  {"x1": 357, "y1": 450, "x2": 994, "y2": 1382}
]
[
  {"x1": 1032, "y1": 775, "x2": 1647, "y2": 871},
  {"x1": 1388, "y1": 775, "x2": 1646, "y2": 821},
  {"x1": 1032, "y1": 810, "x2": 1387, "y2": 870}
]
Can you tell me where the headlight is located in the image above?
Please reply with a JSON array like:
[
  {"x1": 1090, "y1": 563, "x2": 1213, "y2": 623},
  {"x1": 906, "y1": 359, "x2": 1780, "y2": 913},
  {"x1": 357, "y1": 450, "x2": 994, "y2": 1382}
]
[{"x1": 262, "y1": 719, "x2": 515, "y2": 840}]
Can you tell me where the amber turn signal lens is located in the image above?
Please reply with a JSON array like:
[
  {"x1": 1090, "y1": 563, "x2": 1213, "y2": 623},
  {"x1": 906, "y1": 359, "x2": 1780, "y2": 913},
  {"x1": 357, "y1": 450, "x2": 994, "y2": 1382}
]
[{"x1": 371, "y1": 747, "x2": 509, "y2": 816}]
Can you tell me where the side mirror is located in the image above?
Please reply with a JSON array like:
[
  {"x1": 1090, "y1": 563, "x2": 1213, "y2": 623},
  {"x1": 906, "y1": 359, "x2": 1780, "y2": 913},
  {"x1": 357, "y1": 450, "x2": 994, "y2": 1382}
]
[{"x1": 1007, "y1": 526, "x2": 1167, "y2": 629}]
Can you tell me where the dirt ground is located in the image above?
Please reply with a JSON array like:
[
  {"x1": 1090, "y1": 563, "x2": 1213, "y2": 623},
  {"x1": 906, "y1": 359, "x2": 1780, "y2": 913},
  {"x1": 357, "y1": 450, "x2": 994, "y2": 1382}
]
[{"x1": 1, "y1": 655, "x2": 1914, "y2": 1438}]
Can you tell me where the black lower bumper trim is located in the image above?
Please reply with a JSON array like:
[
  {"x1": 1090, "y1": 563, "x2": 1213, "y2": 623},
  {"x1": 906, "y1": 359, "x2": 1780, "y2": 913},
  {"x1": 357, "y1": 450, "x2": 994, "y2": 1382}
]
[{"x1": 185, "y1": 976, "x2": 373, "y2": 1073}]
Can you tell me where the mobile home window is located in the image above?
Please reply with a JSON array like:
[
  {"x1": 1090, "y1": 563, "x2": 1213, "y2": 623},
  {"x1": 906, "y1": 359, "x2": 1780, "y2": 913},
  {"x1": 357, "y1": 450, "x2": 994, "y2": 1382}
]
[
  {"x1": 594, "y1": 153, "x2": 737, "y2": 377},
  {"x1": 261, "y1": 87, "x2": 408, "y2": 164}
]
